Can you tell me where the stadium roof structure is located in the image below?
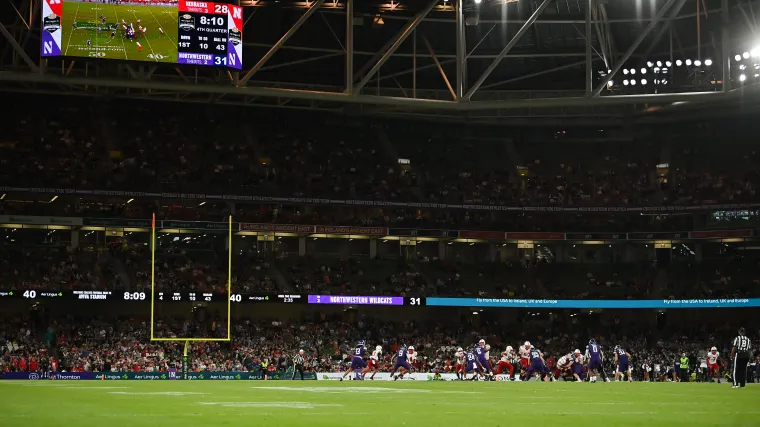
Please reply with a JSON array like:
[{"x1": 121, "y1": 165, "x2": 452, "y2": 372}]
[{"x1": 2, "y1": 0, "x2": 760, "y2": 125}]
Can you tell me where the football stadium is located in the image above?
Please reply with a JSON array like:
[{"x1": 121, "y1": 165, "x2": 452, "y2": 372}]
[
  {"x1": 60, "y1": 0, "x2": 178, "y2": 62},
  {"x1": 1, "y1": 0, "x2": 760, "y2": 426}
]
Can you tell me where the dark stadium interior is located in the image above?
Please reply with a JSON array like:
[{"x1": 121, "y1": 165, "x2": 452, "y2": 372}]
[{"x1": 1, "y1": 3, "x2": 760, "y2": 426}]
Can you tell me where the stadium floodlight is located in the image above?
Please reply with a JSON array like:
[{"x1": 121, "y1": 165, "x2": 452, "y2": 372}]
[
  {"x1": 654, "y1": 67, "x2": 660, "y2": 73},
  {"x1": 735, "y1": 54, "x2": 742, "y2": 62},
  {"x1": 756, "y1": 74, "x2": 760, "y2": 78},
  {"x1": 474, "y1": 0, "x2": 482, "y2": 3},
  {"x1": 685, "y1": 59, "x2": 692, "y2": 66},
  {"x1": 675, "y1": 59, "x2": 683, "y2": 66},
  {"x1": 752, "y1": 48, "x2": 760, "y2": 57},
  {"x1": 647, "y1": 61, "x2": 654, "y2": 67},
  {"x1": 665, "y1": 60, "x2": 672, "y2": 67},
  {"x1": 694, "y1": 60, "x2": 702, "y2": 66},
  {"x1": 623, "y1": 68, "x2": 629, "y2": 75},
  {"x1": 608, "y1": 80, "x2": 614, "y2": 87},
  {"x1": 740, "y1": 64, "x2": 747, "y2": 70},
  {"x1": 743, "y1": 51, "x2": 751, "y2": 59},
  {"x1": 661, "y1": 79, "x2": 668, "y2": 84},
  {"x1": 655, "y1": 61, "x2": 662, "y2": 67},
  {"x1": 740, "y1": 74, "x2": 747, "y2": 81},
  {"x1": 641, "y1": 68, "x2": 647, "y2": 74},
  {"x1": 630, "y1": 79, "x2": 636, "y2": 86},
  {"x1": 704, "y1": 59, "x2": 712, "y2": 66},
  {"x1": 641, "y1": 79, "x2": 647, "y2": 85},
  {"x1": 654, "y1": 79, "x2": 660, "y2": 84},
  {"x1": 630, "y1": 68, "x2": 636, "y2": 75}
]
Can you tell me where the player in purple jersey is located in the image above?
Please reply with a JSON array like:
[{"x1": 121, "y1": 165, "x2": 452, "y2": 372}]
[
  {"x1": 525, "y1": 347, "x2": 549, "y2": 381},
  {"x1": 585, "y1": 339, "x2": 603, "y2": 383},
  {"x1": 389, "y1": 344, "x2": 413, "y2": 380},
  {"x1": 464, "y1": 350, "x2": 485, "y2": 380},
  {"x1": 340, "y1": 340, "x2": 367, "y2": 381},
  {"x1": 473, "y1": 339, "x2": 493, "y2": 379},
  {"x1": 614, "y1": 345, "x2": 633, "y2": 382}
]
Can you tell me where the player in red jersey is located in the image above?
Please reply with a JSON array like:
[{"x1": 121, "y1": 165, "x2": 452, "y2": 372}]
[
  {"x1": 706, "y1": 346, "x2": 721, "y2": 383},
  {"x1": 494, "y1": 345, "x2": 515, "y2": 380},
  {"x1": 517, "y1": 341, "x2": 531, "y2": 381},
  {"x1": 360, "y1": 345, "x2": 382, "y2": 380},
  {"x1": 454, "y1": 347, "x2": 466, "y2": 380}
]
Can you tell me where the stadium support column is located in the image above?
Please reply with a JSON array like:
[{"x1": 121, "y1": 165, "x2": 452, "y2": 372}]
[
  {"x1": 721, "y1": 0, "x2": 730, "y2": 92},
  {"x1": 585, "y1": 0, "x2": 592, "y2": 96},
  {"x1": 354, "y1": 0, "x2": 439, "y2": 93},
  {"x1": 299, "y1": 236, "x2": 306, "y2": 256},
  {"x1": 636, "y1": 0, "x2": 690, "y2": 69},
  {"x1": 592, "y1": 0, "x2": 679, "y2": 97},
  {"x1": 345, "y1": 0, "x2": 353, "y2": 95},
  {"x1": 238, "y1": 0, "x2": 327, "y2": 86},
  {"x1": 369, "y1": 239, "x2": 377, "y2": 259},
  {"x1": 0, "y1": 23, "x2": 38, "y2": 73},
  {"x1": 455, "y1": 0, "x2": 466, "y2": 100},
  {"x1": 438, "y1": 240, "x2": 446, "y2": 261},
  {"x1": 464, "y1": 0, "x2": 553, "y2": 100},
  {"x1": 70, "y1": 230, "x2": 79, "y2": 250}
]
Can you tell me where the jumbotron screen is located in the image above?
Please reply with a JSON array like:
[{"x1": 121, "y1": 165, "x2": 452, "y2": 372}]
[{"x1": 41, "y1": 0, "x2": 243, "y2": 69}]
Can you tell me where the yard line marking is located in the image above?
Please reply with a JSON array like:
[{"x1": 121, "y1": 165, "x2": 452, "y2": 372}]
[
  {"x1": 111, "y1": 4, "x2": 129, "y2": 60},
  {"x1": 129, "y1": 10, "x2": 157, "y2": 61},
  {"x1": 63, "y1": 2, "x2": 81, "y2": 56}
]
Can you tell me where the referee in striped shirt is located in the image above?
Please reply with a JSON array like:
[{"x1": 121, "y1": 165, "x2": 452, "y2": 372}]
[
  {"x1": 731, "y1": 327, "x2": 752, "y2": 388},
  {"x1": 292, "y1": 349, "x2": 306, "y2": 380}
]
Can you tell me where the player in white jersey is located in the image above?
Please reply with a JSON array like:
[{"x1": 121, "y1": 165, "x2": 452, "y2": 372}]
[
  {"x1": 517, "y1": 341, "x2": 531, "y2": 381},
  {"x1": 706, "y1": 346, "x2": 720, "y2": 383},
  {"x1": 556, "y1": 349, "x2": 583, "y2": 382},
  {"x1": 494, "y1": 346, "x2": 515, "y2": 380},
  {"x1": 454, "y1": 347, "x2": 466, "y2": 380},
  {"x1": 361, "y1": 345, "x2": 383, "y2": 380}
]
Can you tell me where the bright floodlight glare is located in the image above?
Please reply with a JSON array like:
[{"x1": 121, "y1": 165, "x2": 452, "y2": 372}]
[
  {"x1": 735, "y1": 54, "x2": 742, "y2": 62},
  {"x1": 641, "y1": 68, "x2": 647, "y2": 74},
  {"x1": 623, "y1": 80, "x2": 629, "y2": 86},
  {"x1": 665, "y1": 61, "x2": 672, "y2": 67},
  {"x1": 623, "y1": 68, "x2": 629, "y2": 75},
  {"x1": 694, "y1": 60, "x2": 702, "y2": 66},
  {"x1": 656, "y1": 61, "x2": 662, "y2": 67},
  {"x1": 676, "y1": 59, "x2": 683, "y2": 66},
  {"x1": 752, "y1": 48, "x2": 760, "y2": 57},
  {"x1": 630, "y1": 79, "x2": 636, "y2": 86},
  {"x1": 743, "y1": 52, "x2": 751, "y2": 59},
  {"x1": 647, "y1": 61, "x2": 654, "y2": 67},
  {"x1": 685, "y1": 59, "x2": 692, "y2": 66},
  {"x1": 704, "y1": 59, "x2": 712, "y2": 66},
  {"x1": 630, "y1": 68, "x2": 636, "y2": 75},
  {"x1": 740, "y1": 74, "x2": 747, "y2": 81},
  {"x1": 641, "y1": 79, "x2": 647, "y2": 85},
  {"x1": 474, "y1": 0, "x2": 482, "y2": 4},
  {"x1": 608, "y1": 80, "x2": 614, "y2": 87}
]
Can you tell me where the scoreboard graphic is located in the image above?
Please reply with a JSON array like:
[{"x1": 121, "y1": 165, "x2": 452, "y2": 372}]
[{"x1": 41, "y1": 0, "x2": 242, "y2": 70}]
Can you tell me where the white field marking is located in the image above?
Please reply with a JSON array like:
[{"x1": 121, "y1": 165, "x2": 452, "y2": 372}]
[
  {"x1": 249, "y1": 386, "x2": 480, "y2": 394},
  {"x1": 111, "y1": 3, "x2": 129, "y2": 59},
  {"x1": 198, "y1": 402, "x2": 343, "y2": 409},
  {"x1": 145, "y1": 6, "x2": 172, "y2": 42},
  {"x1": 108, "y1": 391, "x2": 206, "y2": 396},
  {"x1": 130, "y1": 10, "x2": 157, "y2": 61},
  {"x1": 304, "y1": 410, "x2": 760, "y2": 416},
  {"x1": 64, "y1": 2, "x2": 81, "y2": 56}
]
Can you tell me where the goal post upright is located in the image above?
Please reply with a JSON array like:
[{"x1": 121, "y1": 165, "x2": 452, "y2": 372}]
[
  {"x1": 149, "y1": 214, "x2": 233, "y2": 348},
  {"x1": 150, "y1": 212, "x2": 156, "y2": 341},
  {"x1": 227, "y1": 214, "x2": 232, "y2": 341}
]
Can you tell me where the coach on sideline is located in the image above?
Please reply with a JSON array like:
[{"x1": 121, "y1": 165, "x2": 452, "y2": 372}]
[{"x1": 731, "y1": 327, "x2": 752, "y2": 388}]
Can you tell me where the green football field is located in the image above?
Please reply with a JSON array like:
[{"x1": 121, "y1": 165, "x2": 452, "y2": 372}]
[
  {"x1": 61, "y1": 1, "x2": 178, "y2": 62},
  {"x1": 1, "y1": 381, "x2": 758, "y2": 426}
]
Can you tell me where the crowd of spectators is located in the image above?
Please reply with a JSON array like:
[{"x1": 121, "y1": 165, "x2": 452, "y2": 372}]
[
  {"x1": 2, "y1": 99, "x2": 760, "y2": 214},
  {"x1": 2, "y1": 313, "x2": 757, "y2": 382}
]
